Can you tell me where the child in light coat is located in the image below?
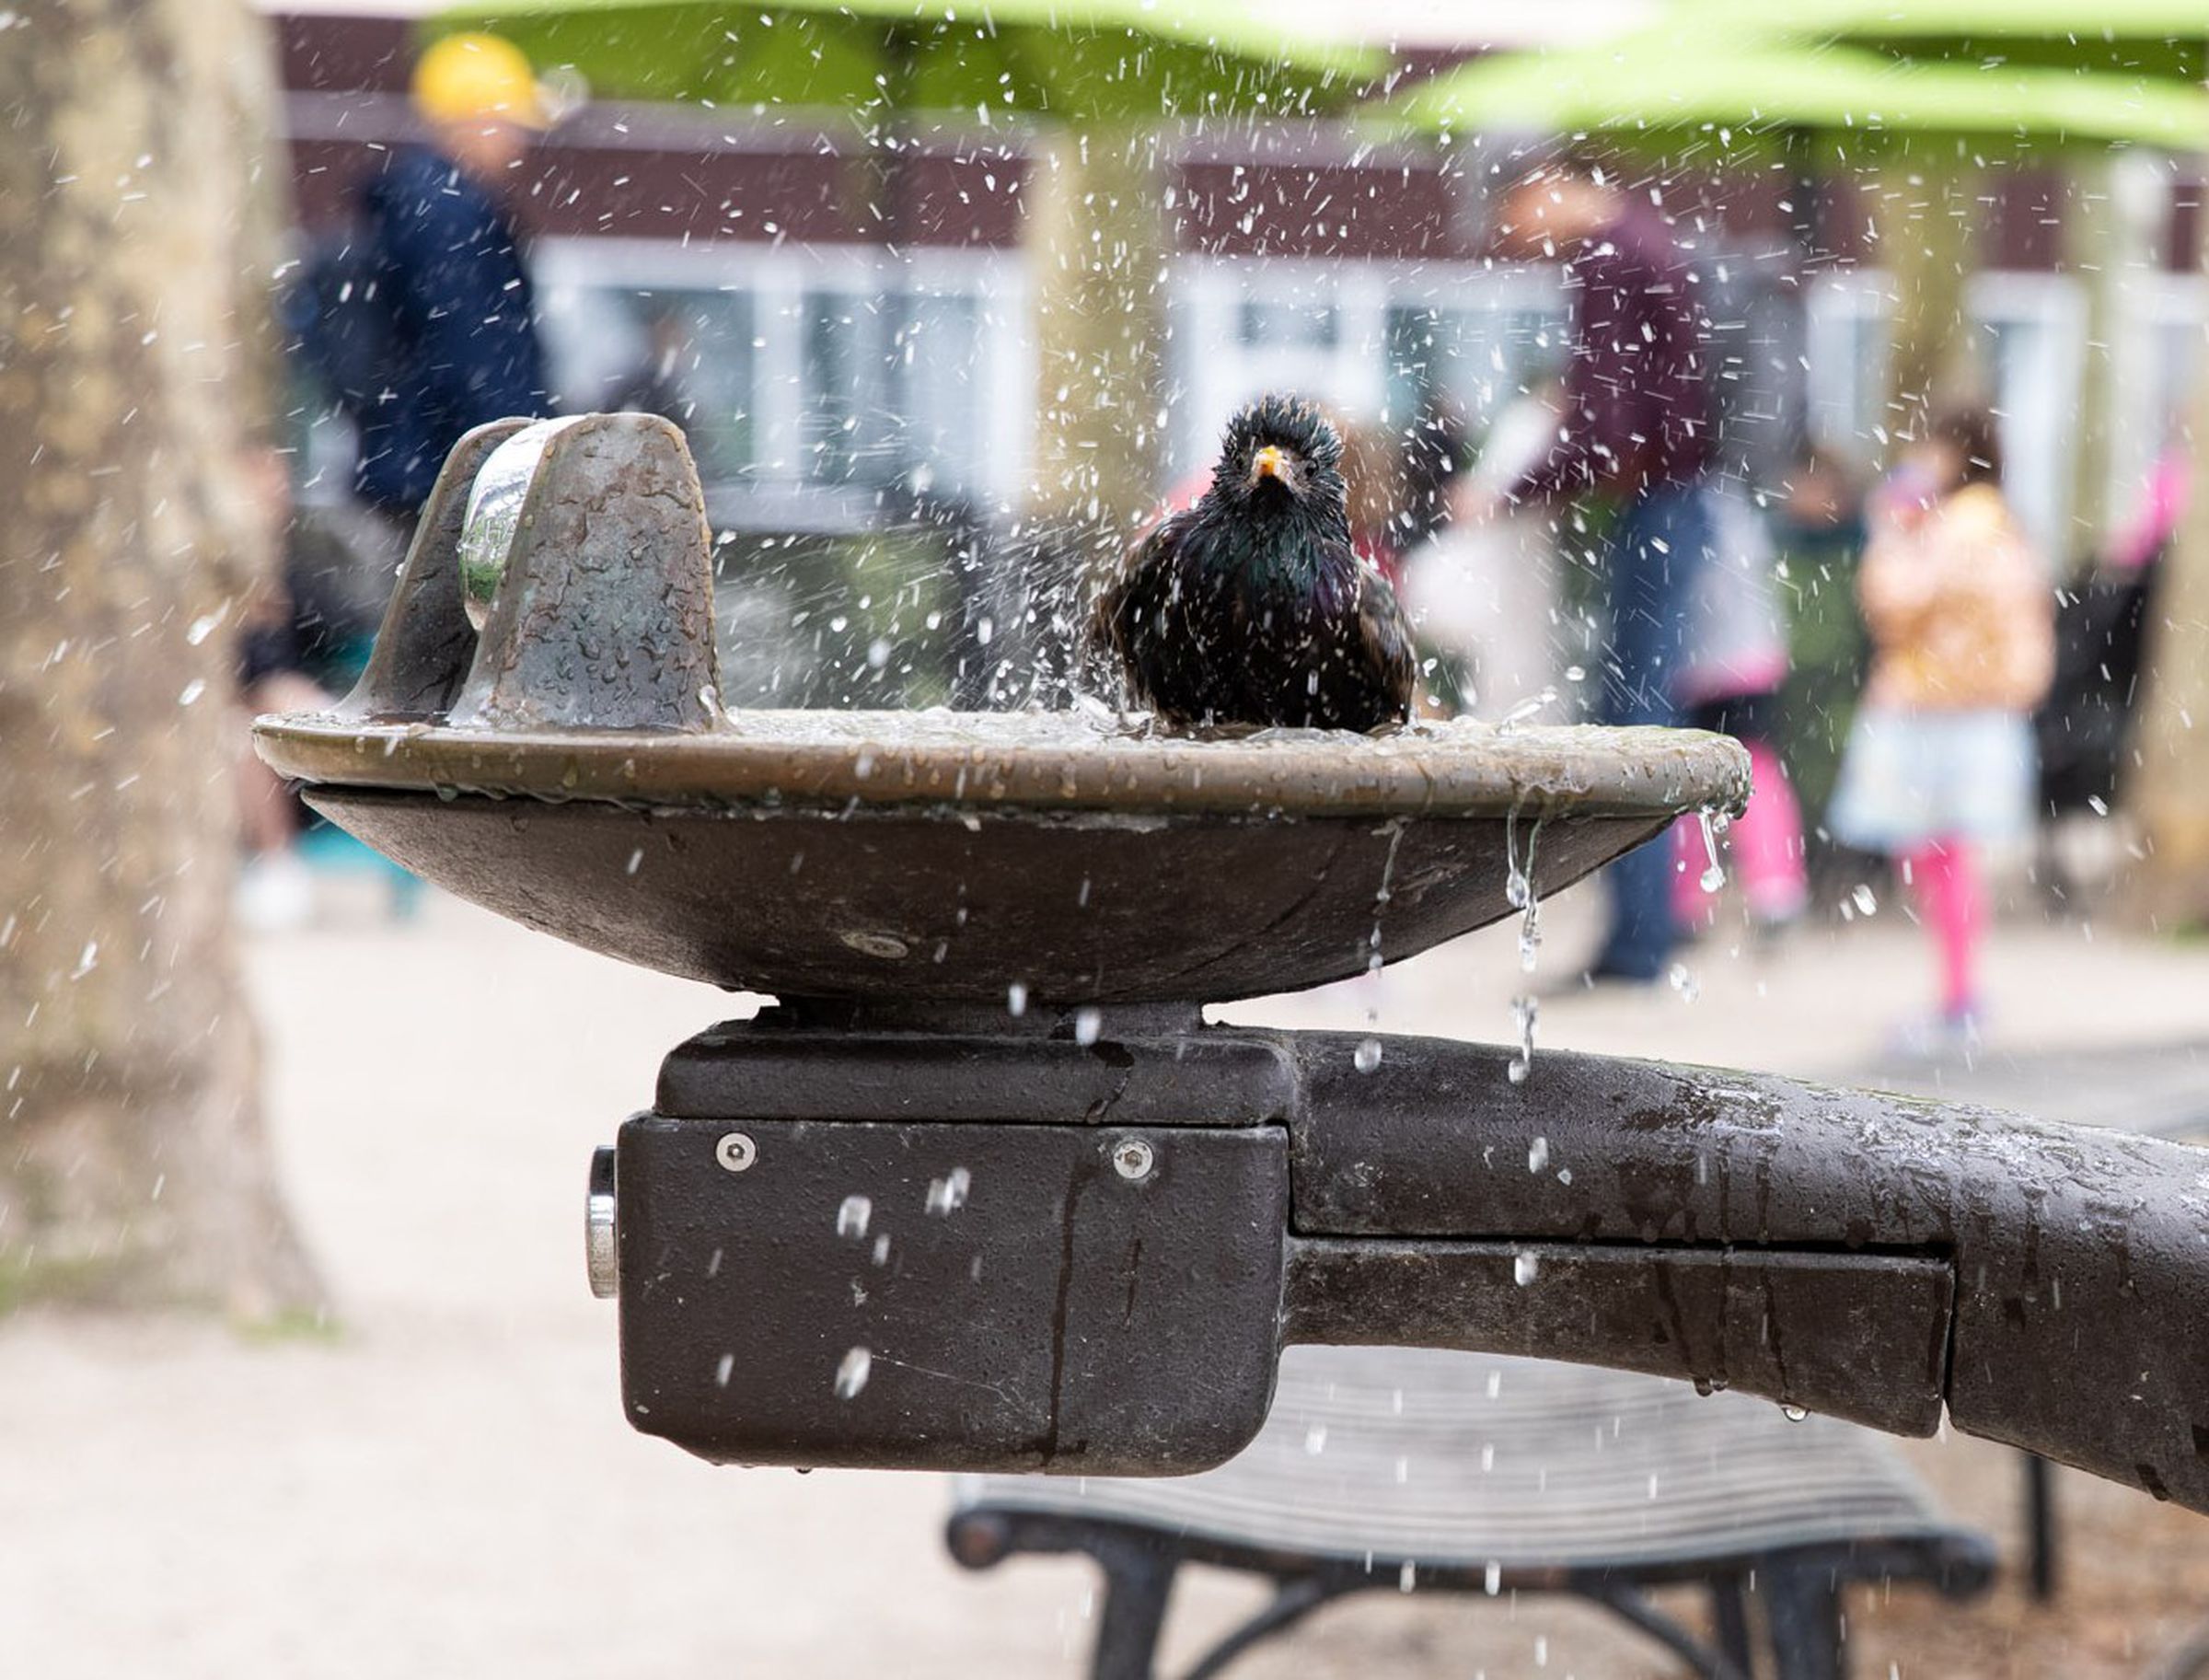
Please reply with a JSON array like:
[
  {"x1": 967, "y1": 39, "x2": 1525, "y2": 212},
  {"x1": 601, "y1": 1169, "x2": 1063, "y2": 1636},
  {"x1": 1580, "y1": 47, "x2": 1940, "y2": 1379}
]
[{"x1": 1827, "y1": 407, "x2": 2055, "y2": 1044}]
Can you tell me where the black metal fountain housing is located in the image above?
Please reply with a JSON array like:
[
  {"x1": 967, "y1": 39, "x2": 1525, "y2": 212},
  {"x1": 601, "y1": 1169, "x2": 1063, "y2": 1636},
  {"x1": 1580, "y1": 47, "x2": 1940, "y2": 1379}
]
[{"x1": 255, "y1": 413, "x2": 2209, "y2": 1512}]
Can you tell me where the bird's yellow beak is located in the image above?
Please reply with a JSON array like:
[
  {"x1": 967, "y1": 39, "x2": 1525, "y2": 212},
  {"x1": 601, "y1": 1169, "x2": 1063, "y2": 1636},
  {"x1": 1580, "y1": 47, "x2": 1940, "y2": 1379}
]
[{"x1": 1252, "y1": 445, "x2": 1285, "y2": 481}]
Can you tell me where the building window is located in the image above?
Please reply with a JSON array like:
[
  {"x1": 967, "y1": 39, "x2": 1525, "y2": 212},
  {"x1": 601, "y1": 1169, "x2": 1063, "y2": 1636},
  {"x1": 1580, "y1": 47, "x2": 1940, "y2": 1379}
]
[
  {"x1": 798, "y1": 289, "x2": 877, "y2": 485},
  {"x1": 1170, "y1": 258, "x2": 1565, "y2": 483},
  {"x1": 1968, "y1": 272, "x2": 2087, "y2": 565},
  {"x1": 1237, "y1": 297, "x2": 1340, "y2": 349},
  {"x1": 532, "y1": 239, "x2": 1027, "y2": 513},
  {"x1": 1804, "y1": 273, "x2": 1894, "y2": 466},
  {"x1": 895, "y1": 289, "x2": 989, "y2": 501},
  {"x1": 1383, "y1": 293, "x2": 1569, "y2": 435}
]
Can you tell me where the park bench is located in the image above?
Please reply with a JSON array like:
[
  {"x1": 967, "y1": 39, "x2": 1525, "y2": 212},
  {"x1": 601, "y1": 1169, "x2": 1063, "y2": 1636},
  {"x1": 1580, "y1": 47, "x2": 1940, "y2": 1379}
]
[{"x1": 948, "y1": 1346, "x2": 1995, "y2": 1680}]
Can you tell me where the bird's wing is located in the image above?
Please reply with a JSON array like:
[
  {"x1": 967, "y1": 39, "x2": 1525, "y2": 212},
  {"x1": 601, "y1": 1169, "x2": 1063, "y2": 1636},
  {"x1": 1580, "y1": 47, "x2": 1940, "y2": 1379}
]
[
  {"x1": 1095, "y1": 509, "x2": 1195, "y2": 661},
  {"x1": 1093, "y1": 508, "x2": 1216, "y2": 715},
  {"x1": 1354, "y1": 562, "x2": 1419, "y2": 724}
]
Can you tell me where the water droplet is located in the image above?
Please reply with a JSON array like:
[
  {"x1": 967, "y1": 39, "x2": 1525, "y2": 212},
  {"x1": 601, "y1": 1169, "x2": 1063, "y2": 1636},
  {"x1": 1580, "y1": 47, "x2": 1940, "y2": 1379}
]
[
  {"x1": 1072, "y1": 1007, "x2": 1102, "y2": 1047},
  {"x1": 1696, "y1": 807, "x2": 1726, "y2": 893},
  {"x1": 1513, "y1": 1251, "x2": 1540, "y2": 1287},
  {"x1": 1496, "y1": 691, "x2": 1550, "y2": 734},
  {"x1": 715, "y1": 1352, "x2": 735, "y2": 1387},
  {"x1": 1527, "y1": 1135, "x2": 1548, "y2": 1174},
  {"x1": 925, "y1": 1166, "x2": 971, "y2": 1216},
  {"x1": 1006, "y1": 980, "x2": 1028, "y2": 1017},
  {"x1": 1366, "y1": 817, "x2": 1407, "y2": 975},
  {"x1": 1484, "y1": 1560, "x2": 1502, "y2": 1595},
  {"x1": 1507, "y1": 995, "x2": 1538, "y2": 1084},
  {"x1": 1398, "y1": 1560, "x2": 1417, "y2": 1593},
  {"x1": 837, "y1": 1194, "x2": 873, "y2": 1240},
  {"x1": 1667, "y1": 964, "x2": 1700, "y2": 1004},
  {"x1": 1354, "y1": 1037, "x2": 1382, "y2": 1073},
  {"x1": 1851, "y1": 884, "x2": 1878, "y2": 917},
  {"x1": 834, "y1": 1346, "x2": 873, "y2": 1400},
  {"x1": 1782, "y1": 1403, "x2": 1808, "y2": 1422},
  {"x1": 1507, "y1": 811, "x2": 1544, "y2": 973},
  {"x1": 1303, "y1": 1423, "x2": 1327, "y2": 1455},
  {"x1": 177, "y1": 678, "x2": 206, "y2": 707},
  {"x1": 871, "y1": 1234, "x2": 891, "y2": 1267}
]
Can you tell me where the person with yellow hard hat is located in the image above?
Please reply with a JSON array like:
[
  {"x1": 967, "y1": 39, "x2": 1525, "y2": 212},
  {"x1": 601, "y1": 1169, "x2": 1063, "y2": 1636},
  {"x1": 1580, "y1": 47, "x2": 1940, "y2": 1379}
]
[
  {"x1": 412, "y1": 30, "x2": 549, "y2": 173},
  {"x1": 323, "y1": 32, "x2": 554, "y2": 517}
]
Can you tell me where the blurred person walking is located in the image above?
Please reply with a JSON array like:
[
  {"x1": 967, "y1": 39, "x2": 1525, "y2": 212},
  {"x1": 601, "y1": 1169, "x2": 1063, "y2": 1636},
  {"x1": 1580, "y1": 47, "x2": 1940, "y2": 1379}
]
[
  {"x1": 1494, "y1": 156, "x2": 1717, "y2": 984},
  {"x1": 1331, "y1": 411, "x2": 1410, "y2": 583},
  {"x1": 302, "y1": 32, "x2": 552, "y2": 525},
  {"x1": 1398, "y1": 376, "x2": 1567, "y2": 720},
  {"x1": 1827, "y1": 408, "x2": 2055, "y2": 1049},
  {"x1": 1672, "y1": 484, "x2": 1809, "y2": 936},
  {"x1": 1771, "y1": 447, "x2": 1872, "y2": 851},
  {"x1": 233, "y1": 446, "x2": 333, "y2": 933},
  {"x1": 2035, "y1": 437, "x2": 2185, "y2": 836}
]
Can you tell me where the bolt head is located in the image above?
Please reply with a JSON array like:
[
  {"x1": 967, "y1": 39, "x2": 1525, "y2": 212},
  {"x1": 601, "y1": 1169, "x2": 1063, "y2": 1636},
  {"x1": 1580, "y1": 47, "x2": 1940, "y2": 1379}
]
[
  {"x1": 1110, "y1": 1137, "x2": 1155, "y2": 1181},
  {"x1": 715, "y1": 1131, "x2": 758, "y2": 1173},
  {"x1": 585, "y1": 1144, "x2": 619, "y2": 1300}
]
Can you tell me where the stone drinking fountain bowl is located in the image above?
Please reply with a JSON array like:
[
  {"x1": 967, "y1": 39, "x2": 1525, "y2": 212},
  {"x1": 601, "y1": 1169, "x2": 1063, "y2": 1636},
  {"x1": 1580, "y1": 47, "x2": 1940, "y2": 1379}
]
[{"x1": 257, "y1": 414, "x2": 2209, "y2": 1513}]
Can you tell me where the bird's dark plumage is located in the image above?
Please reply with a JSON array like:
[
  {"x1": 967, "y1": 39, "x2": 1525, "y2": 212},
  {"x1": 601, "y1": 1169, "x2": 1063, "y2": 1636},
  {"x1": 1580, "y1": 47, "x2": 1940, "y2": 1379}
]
[{"x1": 1096, "y1": 395, "x2": 1416, "y2": 731}]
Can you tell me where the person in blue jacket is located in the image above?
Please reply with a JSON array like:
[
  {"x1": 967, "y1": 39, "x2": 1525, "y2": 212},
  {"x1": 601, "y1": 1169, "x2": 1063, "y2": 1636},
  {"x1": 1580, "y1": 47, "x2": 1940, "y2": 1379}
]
[{"x1": 353, "y1": 33, "x2": 551, "y2": 516}]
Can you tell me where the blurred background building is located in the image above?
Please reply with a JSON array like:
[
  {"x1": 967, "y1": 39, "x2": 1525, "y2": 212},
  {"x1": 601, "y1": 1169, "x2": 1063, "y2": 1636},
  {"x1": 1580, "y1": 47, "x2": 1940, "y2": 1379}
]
[{"x1": 269, "y1": 1, "x2": 2203, "y2": 570}]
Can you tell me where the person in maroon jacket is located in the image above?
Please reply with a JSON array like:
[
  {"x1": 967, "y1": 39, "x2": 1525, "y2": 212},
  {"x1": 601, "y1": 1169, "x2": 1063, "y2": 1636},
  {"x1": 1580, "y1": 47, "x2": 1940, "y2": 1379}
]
[{"x1": 1493, "y1": 156, "x2": 1718, "y2": 984}]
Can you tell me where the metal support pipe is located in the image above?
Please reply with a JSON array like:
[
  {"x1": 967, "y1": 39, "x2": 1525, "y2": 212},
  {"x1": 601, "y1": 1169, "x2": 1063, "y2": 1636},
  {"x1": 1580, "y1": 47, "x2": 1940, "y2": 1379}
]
[
  {"x1": 1283, "y1": 1031, "x2": 2209, "y2": 1511},
  {"x1": 600, "y1": 1014, "x2": 2209, "y2": 1513}
]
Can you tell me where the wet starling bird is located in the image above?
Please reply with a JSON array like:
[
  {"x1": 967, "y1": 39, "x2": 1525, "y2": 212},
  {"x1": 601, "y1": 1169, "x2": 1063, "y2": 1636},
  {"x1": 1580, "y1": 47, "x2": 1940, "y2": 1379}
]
[{"x1": 1097, "y1": 396, "x2": 1416, "y2": 732}]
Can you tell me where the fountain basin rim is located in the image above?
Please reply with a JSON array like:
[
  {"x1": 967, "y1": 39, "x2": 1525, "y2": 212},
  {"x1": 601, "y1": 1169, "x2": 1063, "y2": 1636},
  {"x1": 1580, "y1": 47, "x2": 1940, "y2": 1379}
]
[{"x1": 252, "y1": 711, "x2": 1751, "y2": 822}]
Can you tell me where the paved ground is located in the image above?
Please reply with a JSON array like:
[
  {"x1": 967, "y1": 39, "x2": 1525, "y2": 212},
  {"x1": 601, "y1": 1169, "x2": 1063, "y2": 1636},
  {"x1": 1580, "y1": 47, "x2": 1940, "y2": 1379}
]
[{"x1": 5, "y1": 868, "x2": 2209, "y2": 1678}]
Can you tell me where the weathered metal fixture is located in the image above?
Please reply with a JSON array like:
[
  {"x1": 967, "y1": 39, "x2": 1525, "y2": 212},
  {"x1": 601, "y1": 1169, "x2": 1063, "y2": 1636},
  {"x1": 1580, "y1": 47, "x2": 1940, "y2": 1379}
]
[{"x1": 256, "y1": 415, "x2": 2209, "y2": 1512}]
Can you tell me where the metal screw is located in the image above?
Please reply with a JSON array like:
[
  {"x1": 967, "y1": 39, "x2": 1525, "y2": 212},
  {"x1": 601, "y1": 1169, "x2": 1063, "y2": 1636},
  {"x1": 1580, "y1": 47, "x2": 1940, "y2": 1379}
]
[
  {"x1": 1110, "y1": 1137, "x2": 1155, "y2": 1182},
  {"x1": 585, "y1": 1145, "x2": 619, "y2": 1300},
  {"x1": 715, "y1": 1131, "x2": 758, "y2": 1173}
]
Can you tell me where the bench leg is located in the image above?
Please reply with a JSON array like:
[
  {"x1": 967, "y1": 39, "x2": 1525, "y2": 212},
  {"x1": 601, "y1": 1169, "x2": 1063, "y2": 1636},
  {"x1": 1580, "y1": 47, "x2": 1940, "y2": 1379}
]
[
  {"x1": 1710, "y1": 1575, "x2": 1756, "y2": 1675},
  {"x1": 1579, "y1": 1582, "x2": 1750, "y2": 1680},
  {"x1": 1090, "y1": 1546, "x2": 1177, "y2": 1680},
  {"x1": 1764, "y1": 1565, "x2": 1845, "y2": 1680},
  {"x1": 1184, "y1": 1576, "x2": 1343, "y2": 1680},
  {"x1": 2023, "y1": 1453, "x2": 2060, "y2": 1601}
]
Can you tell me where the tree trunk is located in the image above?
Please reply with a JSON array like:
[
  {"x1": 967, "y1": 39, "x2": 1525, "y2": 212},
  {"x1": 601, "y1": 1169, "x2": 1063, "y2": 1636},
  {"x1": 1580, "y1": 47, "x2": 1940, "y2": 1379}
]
[
  {"x1": 2128, "y1": 376, "x2": 2209, "y2": 929},
  {"x1": 1873, "y1": 152, "x2": 1980, "y2": 449},
  {"x1": 0, "y1": 0, "x2": 322, "y2": 1315},
  {"x1": 1023, "y1": 122, "x2": 1170, "y2": 544},
  {"x1": 2064, "y1": 156, "x2": 2120, "y2": 563},
  {"x1": 2125, "y1": 149, "x2": 2209, "y2": 930}
]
